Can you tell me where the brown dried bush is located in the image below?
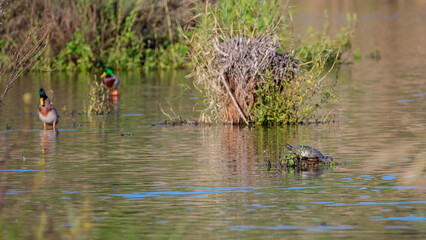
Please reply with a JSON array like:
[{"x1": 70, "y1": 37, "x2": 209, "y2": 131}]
[{"x1": 186, "y1": 0, "x2": 341, "y2": 125}]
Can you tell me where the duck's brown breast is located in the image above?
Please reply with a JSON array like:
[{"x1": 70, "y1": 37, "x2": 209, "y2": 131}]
[
  {"x1": 38, "y1": 106, "x2": 52, "y2": 117},
  {"x1": 103, "y1": 76, "x2": 116, "y2": 88}
]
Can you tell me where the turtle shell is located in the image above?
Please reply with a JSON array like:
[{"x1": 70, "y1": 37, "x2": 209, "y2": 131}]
[{"x1": 286, "y1": 143, "x2": 332, "y2": 163}]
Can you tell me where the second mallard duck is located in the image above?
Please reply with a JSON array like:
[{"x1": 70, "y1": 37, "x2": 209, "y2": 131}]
[
  {"x1": 100, "y1": 68, "x2": 120, "y2": 96},
  {"x1": 38, "y1": 88, "x2": 59, "y2": 131}
]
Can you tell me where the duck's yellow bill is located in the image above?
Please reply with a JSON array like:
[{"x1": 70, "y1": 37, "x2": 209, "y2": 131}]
[
  {"x1": 40, "y1": 98, "x2": 44, "y2": 106},
  {"x1": 100, "y1": 72, "x2": 106, "y2": 78}
]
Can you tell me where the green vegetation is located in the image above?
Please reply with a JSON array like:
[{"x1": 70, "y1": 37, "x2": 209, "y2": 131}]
[
  {"x1": 186, "y1": 0, "x2": 355, "y2": 125},
  {"x1": 251, "y1": 55, "x2": 339, "y2": 125},
  {"x1": 260, "y1": 147, "x2": 337, "y2": 172},
  {"x1": 297, "y1": 11, "x2": 356, "y2": 64},
  {"x1": 0, "y1": 0, "x2": 195, "y2": 72},
  {"x1": 0, "y1": 0, "x2": 355, "y2": 74},
  {"x1": 1, "y1": 0, "x2": 356, "y2": 122},
  {"x1": 280, "y1": 153, "x2": 336, "y2": 168}
]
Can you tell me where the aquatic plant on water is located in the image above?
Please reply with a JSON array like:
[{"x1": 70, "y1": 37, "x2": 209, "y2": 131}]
[
  {"x1": 86, "y1": 75, "x2": 112, "y2": 115},
  {"x1": 185, "y1": 0, "x2": 355, "y2": 125}
]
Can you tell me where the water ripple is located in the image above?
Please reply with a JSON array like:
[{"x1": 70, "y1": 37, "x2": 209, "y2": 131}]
[
  {"x1": 324, "y1": 201, "x2": 426, "y2": 207},
  {"x1": 229, "y1": 225, "x2": 355, "y2": 231}
]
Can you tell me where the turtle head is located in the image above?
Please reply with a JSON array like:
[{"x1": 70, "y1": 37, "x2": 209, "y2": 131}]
[
  {"x1": 322, "y1": 156, "x2": 333, "y2": 164},
  {"x1": 101, "y1": 68, "x2": 114, "y2": 78},
  {"x1": 39, "y1": 88, "x2": 48, "y2": 106}
]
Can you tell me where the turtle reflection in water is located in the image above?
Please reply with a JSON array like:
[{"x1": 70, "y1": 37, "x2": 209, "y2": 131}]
[{"x1": 286, "y1": 143, "x2": 333, "y2": 164}]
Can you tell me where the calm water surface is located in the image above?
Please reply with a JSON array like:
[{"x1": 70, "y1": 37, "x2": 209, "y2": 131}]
[{"x1": 1, "y1": 1, "x2": 425, "y2": 239}]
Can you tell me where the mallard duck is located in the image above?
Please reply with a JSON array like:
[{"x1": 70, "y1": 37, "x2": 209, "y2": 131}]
[
  {"x1": 100, "y1": 68, "x2": 120, "y2": 96},
  {"x1": 38, "y1": 88, "x2": 59, "y2": 131}
]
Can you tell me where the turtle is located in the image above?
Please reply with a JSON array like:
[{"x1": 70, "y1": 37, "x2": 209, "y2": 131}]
[{"x1": 285, "y1": 143, "x2": 333, "y2": 164}]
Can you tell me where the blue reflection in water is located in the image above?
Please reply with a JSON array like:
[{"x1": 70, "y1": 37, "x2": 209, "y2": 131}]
[
  {"x1": 120, "y1": 113, "x2": 144, "y2": 116},
  {"x1": 372, "y1": 215, "x2": 425, "y2": 222},
  {"x1": 325, "y1": 201, "x2": 426, "y2": 207},
  {"x1": 382, "y1": 174, "x2": 397, "y2": 180},
  {"x1": 83, "y1": 128, "x2": 116, "y2": 131},
  {"x1": 111, "y1": 189, "x2": 253, "y2": 200},
  {"x1": 109, "y1": 185, "x2": 331, "y2": 203},
  {"x1": 229, "y1": 225, "x2": 354, "y2": 231},
  {"x1": 385, "y1": 226, "x2": 411, "y2": 229},
  {"x1": 62, "y1": 190, "x2": 96, "y2": 194},
  {"x1": 2, "y1": 190, "x2": 43, "y2": 195},
  {"x1": 375, "y1": 186, "x2": 425, "y2": 190},
  {"x1": 281, "y1": 186, "x2": 327, "y2": 190},
  {"x1": 110, "y1": 186, "x2": 272, "y2": 200},
  {"x1": 151, "y1": 186, "x2": 268, "y2": 191},
  {"x1": 57, "y1": 129, "x2": 78, "y2": 132},
  {"x1": 244, "y1": 204, "x2": 277, "y2": 209},
  {"x1": 180, "y1": 194, "x2": 207, "y2": 199},
  {"x1": 192, "y1": 186, "x2": 268, "y2": 191},
  {"x1": 308, "y1": 202, "x2": 334, "y2": 204},
  {"x1": 0, "y1": 129, "x2": 40, "y2": 133}
]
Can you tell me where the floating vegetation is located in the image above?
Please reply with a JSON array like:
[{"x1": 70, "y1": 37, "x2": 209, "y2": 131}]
[
  {"x1": 156, "y1": 101, "x2": 212, "y2": 126},
  {"x1": 186, "y1": 0, "x2": 355, "y2": 125},
  {"x1": 261, "y1": 145, "x2": 338, "y2": 172},
  {"x1": 152, "y1": 120, "x2": 210, "y2": 127},
  {"x1": 86, "y1": 75, "x2": 112, "y2": 115},
  {"x1": 366, "y1": 49, "x2": 382, "y2": 60},
  {"x1": 280, "y1": 154, "x2": 337, "y2": 168}
]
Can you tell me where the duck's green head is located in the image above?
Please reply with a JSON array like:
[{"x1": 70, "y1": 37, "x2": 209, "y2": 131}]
[
  {"x1": 39, "y1": 88, "x2": 48, "y2": 106},
  {"x1": 101, "y1": 68, "x2": 114, "y2": 78}
]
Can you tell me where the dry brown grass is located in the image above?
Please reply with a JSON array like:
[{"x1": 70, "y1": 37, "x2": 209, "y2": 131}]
[
  {"x1": 218, "y1": 36, "x2": 298, "y2": 124},
  {"x1": 0, "y1": 20, "x2": 55, "y2": 104},
  {"x1": 196, "y1": 34, "x2": 299, "y2": 124},
  {"x1": 185, "y1": 1, "x2": 341, "y2": 125}
]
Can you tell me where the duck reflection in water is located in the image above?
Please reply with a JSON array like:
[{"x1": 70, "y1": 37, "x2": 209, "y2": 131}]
[
  {"x1": 40, "y1": 130, "x2": 58, "y2": 153},
  {"x1": 110, "y1": 94, "x2": 119, "y2": 107}
]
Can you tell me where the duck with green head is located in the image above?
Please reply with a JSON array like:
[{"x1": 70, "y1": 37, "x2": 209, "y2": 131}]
[
  {"x1": 38, "y1": 88, "x2": 59, "y2": 131},
  {"x1": 100, "y1": 68, "x2": 120, "y2": 96}
]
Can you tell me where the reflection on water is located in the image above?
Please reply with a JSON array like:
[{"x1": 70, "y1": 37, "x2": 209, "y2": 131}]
[
  {"x1": 1, "y1": 1, "x2": 426, "y2": 239},
  {"x1": 40, "y1": 130, "x2": 58, "y2": 153}
]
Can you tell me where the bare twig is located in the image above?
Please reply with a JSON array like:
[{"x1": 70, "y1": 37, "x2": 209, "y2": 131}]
[{"x1": 0, "y1": 21, "x2": 55, "y2": 105}]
